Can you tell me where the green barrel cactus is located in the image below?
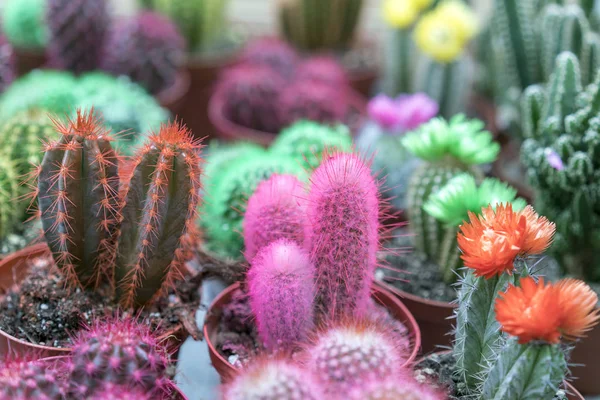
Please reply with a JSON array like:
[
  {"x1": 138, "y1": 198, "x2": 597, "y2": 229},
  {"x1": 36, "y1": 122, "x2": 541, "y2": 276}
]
[
  {"x1": 521, "y1": 51, "x2": 600, "y2": 282},
  {"x1": 1, "y1": 0, "x2": 48, "y2": 50},
  {"x1": 0, "y1": 154, "x2": 21, "y2": 241},
  {"x1": 402, "y1": 115, "x2": 500, "y2": 270},
  {"x1": 270, "y1": 120, "x2": 353, "y2": 170}
]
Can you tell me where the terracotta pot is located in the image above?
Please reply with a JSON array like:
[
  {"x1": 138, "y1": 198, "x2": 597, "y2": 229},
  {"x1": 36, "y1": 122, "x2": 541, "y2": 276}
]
[
  {"x1": 156, "y1": 70, "x2": 191, "y2": 117},
  {"x1": 14, "y1": 48, "x2": 46, "y2": 77},
  {"x1": 383, "y1": 284, "x2": 455, "y2": 355},
  {"x1": 41, "y1": 356, "x2": 189, "y2": 399},
  {"x1": 209, "y1": 87, "x2": 367, "y2": 147},
  {"x1": 569, "y1": 322, "x2": 600, "y2": 395},
  {"x1": 0, "y1": 243, "x2": 190, "y2": 357},
  {"x1": 204, "y1": 281, "x2": 421, "y2": 382},
  {"x1": 416, "y1": 351, "x2": 584, "y2": 400}
]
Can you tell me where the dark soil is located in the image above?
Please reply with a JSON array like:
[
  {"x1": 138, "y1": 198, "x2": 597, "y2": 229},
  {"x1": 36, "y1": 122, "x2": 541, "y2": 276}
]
[
  {"x1": 414, "y1": 352, "x2": 570, "y2": 400},
  {"x1": 0, "y1": 255, "x2": 201, "y2": 348}
]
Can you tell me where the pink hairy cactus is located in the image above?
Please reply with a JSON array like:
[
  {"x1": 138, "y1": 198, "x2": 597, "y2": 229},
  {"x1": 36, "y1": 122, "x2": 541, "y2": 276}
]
[
  {"x1": 305, "y1": 152, "x2": 379, "y2": 320},
  {"x1": 89, "y1": 383, "x2": 151, "y2": 400},
  {"x1": 222, "y1": 357, "x2": 324, "y2": 400},
  {"x1": 243, "y1": 174, "x2": 307, "y2": 262},
  {"x1": 348, "y1": 375, "x2": 446, "y2": 400},
  {"x1": 296, "y1": 55, "x2": 348, "y2": 87},
  {"x1": 239, "y1": 37, "x2": 299, "y2": 78},
  {"x1": 0, "y1": 356, "x2": 65, "y2": 400},
  {"x1": 247, "y1": 239, "x2": 315, "y2": 352}
]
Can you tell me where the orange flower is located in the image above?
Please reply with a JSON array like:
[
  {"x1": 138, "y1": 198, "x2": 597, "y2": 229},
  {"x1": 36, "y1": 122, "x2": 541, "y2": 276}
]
[
  {"x1": 556, "y1": 279, "x2": 600, "y2": 340},
  {"x1": 495, "y1": 277, "x2": 562, "y2": 344},
  {"x1": 518, "y1": 206, "x2": 555, "y2": 255},
  {"x1": 457, "y1": 204, "x2": 526, "y2": 278}
]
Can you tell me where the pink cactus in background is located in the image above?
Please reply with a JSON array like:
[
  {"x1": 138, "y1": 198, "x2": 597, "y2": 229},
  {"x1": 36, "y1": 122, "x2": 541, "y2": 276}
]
[
  {"x1": 296, "y1": 55, "x2": 349, "y2": 87},
  {"x1": 239, "y1": 37, "x2": 299, "y2": 79},
  {"x1": 0, "y1": 35, "x2": 15, "y2": 94},
  {"x1": 368, "y1": 93, "x2": 438, "y2": 132},
  {"x1": 247, "y1": 239, "x2": 316, "y2": 352},
  {"x1": 348, "y1": 374, "x2": 446, "y2": 400},
  {"x1": 243, "y1": 174, "x2": 307, "y2": 262},
  {"x1": 305, "y1": 152, "x2": 379, "y2": 320}
]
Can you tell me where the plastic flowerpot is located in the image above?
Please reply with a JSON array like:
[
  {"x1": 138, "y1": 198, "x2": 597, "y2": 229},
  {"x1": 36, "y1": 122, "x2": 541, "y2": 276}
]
[
  {"x1": 156, "y1": 70, "x2": 191, "y2": 118},
  {"x1": 569, "y1": 323, "x2": 600, "y2": 395},
  {"x1": 0, "y1": 243, "x2": 191, "y2": 358},
  {"x1": 203, "y1": 281, "x2": 421, "y2": 383},
  {"x1": 416, "y1": 351, "x2": 584, "y2": 400},
  {"x1": 208, "y1": 87, "x2": 367, "y2": 147}
]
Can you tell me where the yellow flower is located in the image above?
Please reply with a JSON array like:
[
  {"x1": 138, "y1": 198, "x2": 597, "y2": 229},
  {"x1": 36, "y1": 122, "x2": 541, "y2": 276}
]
[
  {"x1": 436, "y1": 0, "x2": 479, "y2": 42},
  {"x1": 383, "y1": 0, "x2": 419, "y2": 29},
  {"x1": 414, "y1": 11, "x2": 465, "y2": 63},
  {"x1": 413, "y1": 0, "x2": 435, "y2": 12}
]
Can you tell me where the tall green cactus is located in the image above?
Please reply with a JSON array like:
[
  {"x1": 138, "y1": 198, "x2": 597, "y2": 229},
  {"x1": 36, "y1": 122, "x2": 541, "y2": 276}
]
[
  {"x1": 402, "y1": 115, "x2": 500, "y2": 271},
  {"x1": 521, "y1": 51, "x2": 600, "y2": 282},
  {"x1": 278, "y1": 0, "x2": 364, "y2": 51}
]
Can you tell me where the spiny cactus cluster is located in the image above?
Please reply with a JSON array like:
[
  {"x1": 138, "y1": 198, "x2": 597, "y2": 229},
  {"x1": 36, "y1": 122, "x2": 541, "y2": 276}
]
[
  {"x1": 36, "y1": 110, "x2": 202, "y2": 308},
  {"x1": 102, "y1": 11, "x2": 185, "y2": 95},
  {"x1": 0, "y1": 356, "x2": 66, "y2": 399},
  {"x1": 1, "y1": 0, "x2": 48, "y2": 50},
  {"x1": 521, "y1": 51, "x2": 600, "y2": 282},
  {"x1": 0, "y1": 35, "x2": 16, "y2": 94},
  {"x1": 278, "y1": 0, "x2": 364, "y2": 51}
]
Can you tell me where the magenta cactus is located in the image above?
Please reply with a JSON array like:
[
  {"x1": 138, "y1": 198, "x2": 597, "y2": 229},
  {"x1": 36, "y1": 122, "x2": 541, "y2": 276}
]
[
  {"x1": 223, "y1": 357, "x2": 324, "y2": 400},
  {"x1": 243, "y1": 174, "x2": 307, "y2": 262},
  {"x1": 307, "y1": 320, "x2": 403, "y2": 394},
  {"x1": 296, "y1": 56, "x2": 348, "y2": 87},
  {"x1": 305, "y1": 152, "x2": 379, "y2": 320},
  {"x1": 102, "y1": 11, "x2": 185, "y2": 94},
  {"x1": 348, "y1": 375, "x2": 445, "y2": 400},
  {"x1": 239, "y1": 37, "x2": 299, "y2": 78},
  {"x1": 218, "y1": 64, "x2": 286, "y2": 133},
  {"x1": 247, "y1": 239, "x2": 315, "y2": 352},
  {"x1": 0, "y1": 356, "x2": 65, "y2": 400},
  {"x1": 278, "y1": 80, "x2": 348, "y2": 129},
  {"x1": 0, "y1": 35, "x2": 16, "y2": 93},
  {"x1": 89, "y1": 383, "x2": 151, "y2": 400},
  {"x1": 46, "y1": 0, "x2": 109, "y2": 73},
  {"x1": 68, "y1": 317, "x2": 171, "y2": 398}
]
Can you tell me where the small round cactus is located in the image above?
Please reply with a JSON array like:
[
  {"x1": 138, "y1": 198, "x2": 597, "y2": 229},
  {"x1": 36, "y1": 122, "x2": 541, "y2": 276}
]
[
  {"x1": 248, "y1": 239, "x2": 315, "y2": 351},
  {"x1": 243, "y1": 174, "x2": 307, "y2": 262},
  {"x1": 0, "y1": 35, "x2": 16, "y2": 94},
  {"x1": 68, "y1": 318, "x2": 171, "y2": 398},
  {"x1": 1, "y1": 0, "x2": 48, "y2": 50},
  {"x1": 0, "y1": 356, "x2": 65, "y2": 400},
  {"x1": 270, "y1": 120, "x2": 353, "y2": 170},
  {"x1": 223, "y1": 358, "x2": 324, "y2": 400},
  {"x1": 348, "y1": 375, "x2": 445, "y2": 400},
  {"x1": 307, "y1": 321, "x2": 403, "y2": 394},
  {"x1": 239, "y1": 37, "x2": 299, "y2": 78},
  {"x1": 102, "y1": 12, "x2": 185, "y2": 95},
  {"x1": 88, "y1": 383, "x2": 151, "y2": 400},
  {"x1": 296, "y1": 56, "x2": 348, "y2": 87}
]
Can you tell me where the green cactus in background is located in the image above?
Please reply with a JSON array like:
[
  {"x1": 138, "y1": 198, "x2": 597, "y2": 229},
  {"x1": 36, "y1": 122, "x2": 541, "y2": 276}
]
[
  {"x1": 423, "y1": 174, "x2": 526, "y2": 283},
  {"x1": 202, "y1": 153, "x2": 307, "y2": 259},
  {"x1": 278, "y1": 0, "x2": 364, "y2": 51},
  {"x1": 0, "y1": 154, "x2": 21, "y2": 241},
  {"x1": 521, "y1": 51, "x2": 600, "y2": 282},
  {"x1": 140, "y1": 0, "x2": 228, "y2": 54},
  {"x1": 402, "y1": 115, "x2": 500, "y2": 269},
  {"x1": 1, "y1": 0, "x2": 48, "y2": 50},
  {"x1": 270, "y1": 120, "x2": 353, "y2": 170}
]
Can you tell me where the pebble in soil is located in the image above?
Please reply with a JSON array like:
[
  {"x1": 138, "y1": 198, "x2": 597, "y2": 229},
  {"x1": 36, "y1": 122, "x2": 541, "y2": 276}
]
[{"x1": 0, "y1": 255, "x2": 200, "y2": 348}]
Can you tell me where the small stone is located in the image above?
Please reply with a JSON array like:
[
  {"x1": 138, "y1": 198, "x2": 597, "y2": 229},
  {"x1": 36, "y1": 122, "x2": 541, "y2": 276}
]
[{"x1": 40, "y1": 303, "x2": 49, "y2": 310}]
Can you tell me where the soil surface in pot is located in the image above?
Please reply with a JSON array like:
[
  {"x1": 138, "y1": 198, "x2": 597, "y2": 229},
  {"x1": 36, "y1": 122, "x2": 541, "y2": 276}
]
[
  {"x1": 214, "y1": 287, "x2": 413, "y2": 368},
  {"x1": 414, "y1": 352, "x2": 570, "y2": 399},
  {"x1": 0, "y1": 254, "x2": 201, "y2": 348}
]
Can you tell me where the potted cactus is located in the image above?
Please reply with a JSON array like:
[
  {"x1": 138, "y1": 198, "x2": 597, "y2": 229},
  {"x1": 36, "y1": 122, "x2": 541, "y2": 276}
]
[
  {"x1": 203, "y1": 153, "x2": 421, "y2": 380},
  {"x1": 0, "y1": 110, "x2": 202, "y2": 357},
  {"x1": 0, "y1": 35, "x2": 16, "y2": 93}
]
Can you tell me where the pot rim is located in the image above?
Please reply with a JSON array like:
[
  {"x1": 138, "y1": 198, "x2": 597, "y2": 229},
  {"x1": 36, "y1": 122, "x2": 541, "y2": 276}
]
[{"x1": 156, "y1": 69, "x2": 191, "y2": 107}]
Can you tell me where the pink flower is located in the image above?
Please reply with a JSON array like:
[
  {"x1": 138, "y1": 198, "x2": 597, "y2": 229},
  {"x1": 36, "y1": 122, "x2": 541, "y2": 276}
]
[
  {"x1": 368, "y1": 94, "x2": 403, "y2": 130},
  {"x1": 367, "y1": 93, "x2": 438, "y2": 132}
]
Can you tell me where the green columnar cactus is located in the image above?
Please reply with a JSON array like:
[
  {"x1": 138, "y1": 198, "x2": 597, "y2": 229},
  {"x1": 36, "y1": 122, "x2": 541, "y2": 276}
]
[
  {"x1": 383, "y1": 29, "x2": 414, "y2": 96},
  {"x1": 1, "y1": 0, "x2": 48, "y2": 50},
  {"x1": 521, "y1": 51, "x2": 600, "y2": 282},
  {"x1": 0, "y1": 155, "x2": 21, "y2": 241},
  {"x1": 140, "y1": 0, "x2": 228, "y2": 54},
  {"x1": 278, "y1": 0, "x2": 364, "y2": 51},
  {"x1": 270, "y1": 120, "x2": 353, "y2": 170},
  {"x1": 402, "y1": 115, "x2": 499, "y2": 267}
]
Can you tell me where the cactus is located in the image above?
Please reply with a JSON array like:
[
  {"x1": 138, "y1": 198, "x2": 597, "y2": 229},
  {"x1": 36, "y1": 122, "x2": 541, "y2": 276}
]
[
  {"x1": 247, "y1": 239, "x2": 315, "y2": 351},
  {"x1": 223, "y1": 358, "x2": 324, "y2": 400},
  {"x1": 202, "y1": 153, "x2": 307, "y2": 259},
  {"x1": 46, "y1": 0, "x2": 109, "y2": 73},
  {"x1": 305, "y1": 152, "x2": 379, "y2": 320},
  {"x1": 239, "y1": 37, "x2": 299, "y2": 79},
  {"x1": 217, "y1": 64, "x2": 286, "y2": 133},
  {"x1": 520, "y1": 51, "x2": 600, "y2": 282},
  {"x1": 278, "y1": 80, "x2": 349, "y2": 130},
  {"x1": 37, "y1": 110, "x2": 120, "y2": 288},
  {"x1": 0, "y1": 35, "x2": 16, "y2": 94},
  {"x1": 89, "y1": 384, "x2": 150, "y2": 400},
  {"x1": 278, "y1": 0, "x2": 364, "y2": 51},
  {"x1": 0, "y1": 155, "x2": 23, "y2": 241},
  {"x1": 68, "y1": 318, "x2": 171, "y2": 398},
  {"x1": 0, "y1": 356, "x2": 65, "y2": 400},
  {"x1": 307, "y1": 321, "x2": 402, "y2": 394},
  {"x1": 140, "y1": 0, "x2": 228, "y2": 54},
  {"x1": 102, "y1": 12, "x2": 185, "y2": 95},
  {"x1": 295, "y1": 56, "x2": 349, "y2": 87},
  {"x1": 115, "y1": 122, "x2": 202, "y2": 307},
  {"x1": 270, "y1": 120, "x2": 353, "y2": 170},
  {"x1": 243, "y1": 175, "x2": 307, "y2": 262},
  {"x1": 1, "y1": 0, "x2": 48, "y2": 50},
  {"x1": 348, "y1": 375, "x2": 445, "y2": 400},
  {"x1": 402, "y1": 115, "x2": 499, "y2": 266}
]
